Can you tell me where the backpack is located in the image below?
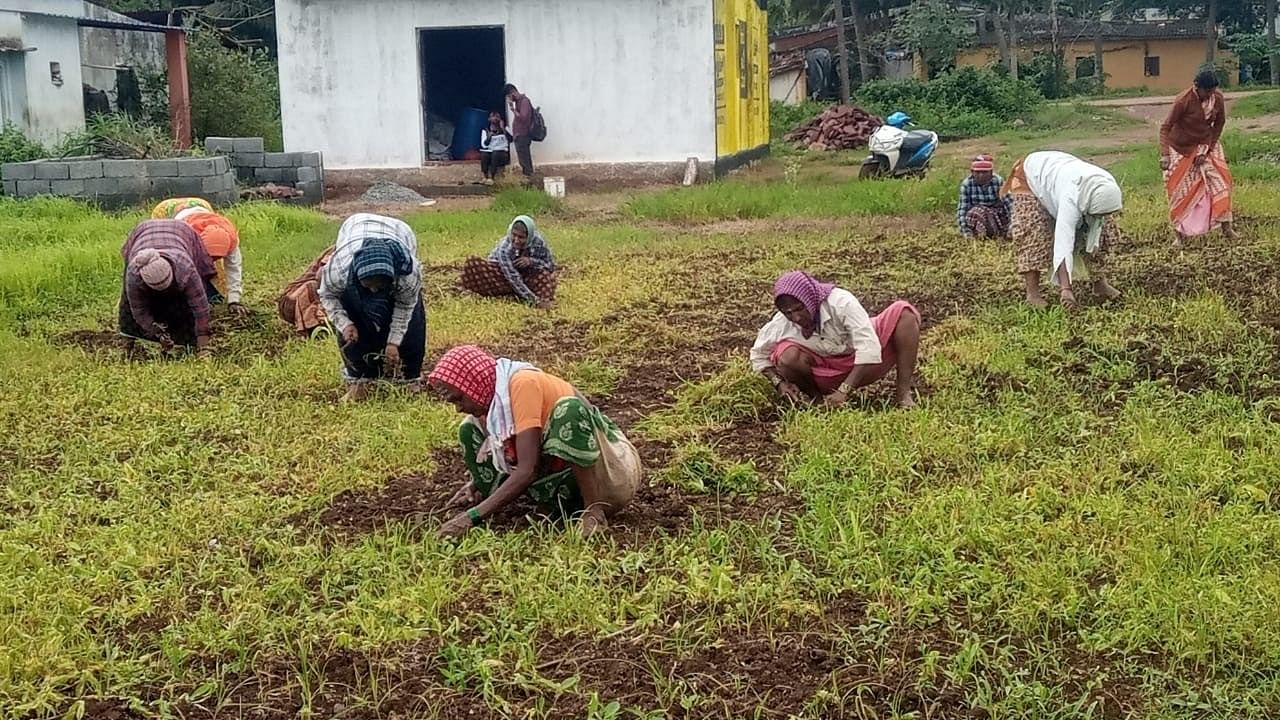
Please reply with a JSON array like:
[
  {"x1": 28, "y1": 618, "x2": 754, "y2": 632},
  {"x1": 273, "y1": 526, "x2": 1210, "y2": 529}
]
[{"x1": 529, "y1": 106, "x2": 547, "y2": 142}]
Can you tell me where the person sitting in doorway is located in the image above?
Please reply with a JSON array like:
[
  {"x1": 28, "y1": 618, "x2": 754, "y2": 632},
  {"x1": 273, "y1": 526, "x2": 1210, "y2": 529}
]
[
  {"x1": 459, "y1": 215, "x2": 557, "y2": 309},
  {"x1": 429, "y1": 344, "x2": 643, "y2": 539},
  {"x1": 750, "y1": 270, "x2": 921, "y2": 409},
  {"x1": 505, "y1": 83, "x2": 536, "y2": 179},
  {"x1": 318, "y1": 213, "x2": 428, "y2": 403},
  {"x1": 957, "y1": 155, "x2": 1012, "y2": 239},
  {"x1": 118, "y1": 219, "x2": 217, "y2": 358},
  {"x1": 479, "y1": 112, "x2": 511, "y2": 185}
]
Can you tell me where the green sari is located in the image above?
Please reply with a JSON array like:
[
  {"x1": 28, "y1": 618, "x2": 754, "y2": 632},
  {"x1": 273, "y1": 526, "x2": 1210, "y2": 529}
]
[{"x1": 459, "y1": 395, "x2": 626, "y2": 516}]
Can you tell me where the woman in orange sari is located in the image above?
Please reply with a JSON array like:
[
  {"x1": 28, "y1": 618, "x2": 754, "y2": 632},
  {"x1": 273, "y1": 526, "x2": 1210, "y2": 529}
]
[{"x1": 1160, "y1": 69, "x2": 1236, "y2": 245}]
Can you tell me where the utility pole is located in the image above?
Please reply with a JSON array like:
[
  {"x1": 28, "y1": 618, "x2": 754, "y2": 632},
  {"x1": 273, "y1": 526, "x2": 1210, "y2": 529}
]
[
  {"x1": 1050, "y1": 0, "x2": 1061, "y2": 97},
  {"x1": 1269, "y1": 0, "x2": 1278, "y2": 85},
  {"x1": 1206, "y1": 0, "x2": 1218, "y2": 63},
  {"x1": 833, "y1": 0, "x2": 851, "y2": 104}
]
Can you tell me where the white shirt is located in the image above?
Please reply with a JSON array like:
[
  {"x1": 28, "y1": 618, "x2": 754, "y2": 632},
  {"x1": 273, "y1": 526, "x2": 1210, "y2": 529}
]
[
  {"x1": 750, "y1": 288, "x2": 882, "y2": 371},
  {"x1": 319, "y1": 213, "x2": 424, "y2": 346},
  {"x1": 481, "y1": 128, "x2": 510, "y2": 153},
  {"x1": 1022, "y1": 150, "x2": 1118, "y2": 282}
]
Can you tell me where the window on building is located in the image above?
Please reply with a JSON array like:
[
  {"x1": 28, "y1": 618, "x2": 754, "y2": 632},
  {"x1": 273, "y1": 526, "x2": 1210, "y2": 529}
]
[
  {"x1": 1145, "y1": 56, "x2": 1161, "y2": 77},
  {"x1": 1075, "y1": 56, "x2": 1096, "y2": 78}
]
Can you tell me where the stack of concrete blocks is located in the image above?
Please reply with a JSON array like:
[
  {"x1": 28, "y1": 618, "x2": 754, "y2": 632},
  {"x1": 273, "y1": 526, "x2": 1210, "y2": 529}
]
[
  {"x1": 205, "y1": 137, "x2": 324, "y2": 205},
  {"x1": 0, "y1": 156, "x2": 237, "y2": 209}
]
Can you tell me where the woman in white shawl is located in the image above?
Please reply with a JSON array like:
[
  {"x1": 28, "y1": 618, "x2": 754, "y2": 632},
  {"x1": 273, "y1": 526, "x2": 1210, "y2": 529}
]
[{"x1": 1001, "y1": 151, "x2": 1124, "y2": 309}]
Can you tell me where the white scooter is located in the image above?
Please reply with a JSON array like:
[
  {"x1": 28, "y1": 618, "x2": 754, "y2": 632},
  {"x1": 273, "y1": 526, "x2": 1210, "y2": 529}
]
[{"x1": 859, "y1": 112, "x2": 940, "y2": 179}]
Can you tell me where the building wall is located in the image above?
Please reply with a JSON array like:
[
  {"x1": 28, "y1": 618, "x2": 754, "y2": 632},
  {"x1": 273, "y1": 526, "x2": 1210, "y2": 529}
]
[
  {"x1": 713, "y1": 0, "x2": 769, "y2": 159},
  {"x1": 79, "y1": 2, "x2": 166, "y2": 111},
  {"x1": 0, "y1": 8, "x2": 85, "y2": 144},
  {"x1": 276, "y1": 0, "x2": 715, "y2": 170},
  {"x1": 769, "y1": 68, "x2": 806, "y2": 105},
  {"x1": 957, "y1": 39, "x2": 1236, "y2": 92}
]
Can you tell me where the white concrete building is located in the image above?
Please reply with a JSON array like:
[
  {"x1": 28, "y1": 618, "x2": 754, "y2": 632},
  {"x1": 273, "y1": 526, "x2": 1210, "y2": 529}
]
[
  {"x1": 275, "y1": 0, "x2": 771, "y2": 175},
  {"x1": 0, "y1": 0, "x2": 85, "y2": 144},
  {"x1": 0, "y1": 1, "x2": 171, "y2": 145}
]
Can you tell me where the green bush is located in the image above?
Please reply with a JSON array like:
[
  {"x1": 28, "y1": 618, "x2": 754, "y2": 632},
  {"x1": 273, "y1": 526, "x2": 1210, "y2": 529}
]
[
  {"x1": 0, "y1": 124, "x2": 49, "y2": 165},
  {"x1": 55, "y1": 114, "x2": 182, "y2": 159},
  {"x1": 142, "y1": 30, "x2": 283, "y2": 150},
  {"x1": 854, "y1": 66, "x2": 1042, "y2": 138},
  {"x1": 770, "y1": 100, "x2": 829, "y2": 141}
]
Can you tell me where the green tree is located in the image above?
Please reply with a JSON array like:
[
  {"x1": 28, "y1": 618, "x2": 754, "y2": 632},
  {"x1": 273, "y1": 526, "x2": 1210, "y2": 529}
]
[{"x1": 888, "y1": 0, "x2": 974, "y2": 78}]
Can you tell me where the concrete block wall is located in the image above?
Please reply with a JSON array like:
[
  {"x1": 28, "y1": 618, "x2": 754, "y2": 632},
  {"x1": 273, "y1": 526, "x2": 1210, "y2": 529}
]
[
  {"x1": 206, "y1": 137, "x2": 325, "y2": 205},
  {"x1": 1, "y1": 156, "x2": 237, "y2": 209}
]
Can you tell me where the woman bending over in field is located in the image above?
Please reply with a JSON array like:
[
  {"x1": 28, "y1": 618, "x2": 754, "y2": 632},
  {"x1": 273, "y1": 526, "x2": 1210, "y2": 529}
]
[
  {"x1": 751, "y1": 270, "x2": 921, "y2": 409},
  {"x1": 318, "y1": 213, "x2": 428, "y2": 403},
  {"x1": 459, "y1": 215, "x2": 558, "y2": 308},
  {"x1": 152, "y1": 198, "x2": 249, "y2": 316},
  {"x1": 429, "y1": 345, "x2": 642, "y2": 538},
  {"x1": 118, "y1": 220, "x2": 216, "y2": 357},
  {"x1": 1002, "y1": 150, "x2": 1124, "y2": 309}
]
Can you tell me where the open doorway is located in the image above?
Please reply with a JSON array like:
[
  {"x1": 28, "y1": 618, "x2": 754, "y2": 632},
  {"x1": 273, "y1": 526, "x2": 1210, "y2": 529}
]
[{"x1": 418, "y1": 27, "x2": 506, "y2": 163}]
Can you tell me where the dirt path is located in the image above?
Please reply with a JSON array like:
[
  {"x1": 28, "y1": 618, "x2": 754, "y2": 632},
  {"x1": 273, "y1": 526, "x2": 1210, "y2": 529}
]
[{"x1": 1079, "y1": 89, "x2": 1271, "y2": 107}]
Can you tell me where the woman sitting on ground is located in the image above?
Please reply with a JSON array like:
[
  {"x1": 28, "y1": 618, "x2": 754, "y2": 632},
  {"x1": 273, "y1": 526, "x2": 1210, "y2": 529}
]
[
  {"x1": 479, "y1": 112, "x2": 512, "y2": 185},
  {"x1": 1002, "y1": 150, "x2": 1124, "y2": 309},
  {"x1": 1160, "y1": 69, "x2": 1236, "y2": 245},
  {"x1": 429, "y1": 345, "x2": 642, "y2": 538},
  {"x1": 750, "y1": 270, "x2": 921, "y2": 409},
  {"x1": 118, "y1": 219, "x2": 216, "y2": 357},
  {"x1": 318, "y1": 213, "x2": 427, "y2": 402},
  {"x1": 459, "y1": 215, "x2": 558, "y2": 308}
]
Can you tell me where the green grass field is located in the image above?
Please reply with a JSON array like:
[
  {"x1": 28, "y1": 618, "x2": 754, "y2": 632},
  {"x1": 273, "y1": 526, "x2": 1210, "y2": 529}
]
[{"x1": 5, "y1": 115, "x2": 1280, "y2": 720}]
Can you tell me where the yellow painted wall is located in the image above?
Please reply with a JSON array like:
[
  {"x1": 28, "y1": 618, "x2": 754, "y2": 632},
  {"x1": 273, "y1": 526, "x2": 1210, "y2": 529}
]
[
  {"x1": 714, "y1": 0, "x2": 769, "y2": 158},
  {"x1": 957, "y1": 39, "x2": 1236, "y2": 92}
]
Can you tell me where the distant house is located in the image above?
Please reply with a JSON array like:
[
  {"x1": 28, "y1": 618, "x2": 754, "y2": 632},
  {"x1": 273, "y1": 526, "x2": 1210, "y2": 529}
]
[
  {"x1": 957, "y1": 17, "x2": 1235, "y2": 92},
  {"x1": 0, "y1": 0, "x2": 180, "y2": 145},
  {"x1": 770, "y1": 52, "x2": 807, "y2": 105},
  {"x1": 275, "y1": 0, "x2": 770, "y2": 177}
]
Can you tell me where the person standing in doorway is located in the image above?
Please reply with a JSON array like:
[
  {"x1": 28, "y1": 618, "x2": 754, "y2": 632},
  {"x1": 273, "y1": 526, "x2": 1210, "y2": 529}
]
[{"x1": 505, "y1": 84, "x2": 535, "y2": 179}]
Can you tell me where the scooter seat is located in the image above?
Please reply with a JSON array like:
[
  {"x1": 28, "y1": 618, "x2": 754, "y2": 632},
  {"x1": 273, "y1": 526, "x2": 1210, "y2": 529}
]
[{"x1": 899, "y1": 130, "x2": 935, "y2": 159}]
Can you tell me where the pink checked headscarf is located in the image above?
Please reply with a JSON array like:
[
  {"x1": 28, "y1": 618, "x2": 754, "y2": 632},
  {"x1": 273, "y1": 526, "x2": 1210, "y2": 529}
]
[
  {"x1": 428, "y1": 345, "x2": 498, "y2": 407},
  {"x1": 773, "y1": 270, "x2": 835, "y2": 338},
  {"x1": 133, "y1": 248, "x2": 174, "y2": 290}
]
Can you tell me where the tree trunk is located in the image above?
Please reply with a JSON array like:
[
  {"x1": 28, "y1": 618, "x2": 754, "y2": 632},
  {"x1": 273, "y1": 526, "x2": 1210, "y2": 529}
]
[
  {"x1": 833, "y1": 0, "x2": 851, "y2": 103},
  {"x1": 994, "y1": 10, "x2": 1011, "y2": 70},
  {"x1": 1267, "y1": 0, "x2": 1277, "y2": 84},
  {"x1": 1206, "y1": 0, "x2": 1218, "y2": 63},
  {"x1": 1094, "y1": 17, "x2": 1105, "y2": 93},
  {"x1": 1009, "y1": 9, "x2": 1019, "y2": 79},
  {"x1": 1050, "y1": 0, "x2": 1061, "y2": 95},
  {"x1": 851, "y1": 0, "x2": 875, "y2": 81}
]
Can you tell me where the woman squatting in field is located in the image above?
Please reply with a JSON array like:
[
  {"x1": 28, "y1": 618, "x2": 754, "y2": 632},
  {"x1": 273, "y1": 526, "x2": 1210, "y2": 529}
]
[
  {"x1": 117, "y1": 219, "x2": 216, "y2": 357},
  {"x1": 318, "y1": 213, "x2": 429, "y2": 403},
  {"x1": 751, "y1": 270, "x2": 921, "y2": 409},
  {"x1": 1002, "y1": 151, "x2": 1124, "y2": 310},
  {"x1": 428, "y1": 345, "x2": 643, "y2": 538}
]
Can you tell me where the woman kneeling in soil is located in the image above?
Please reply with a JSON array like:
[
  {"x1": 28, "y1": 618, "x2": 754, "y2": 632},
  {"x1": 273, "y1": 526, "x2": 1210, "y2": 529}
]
[
  {"x1": 118, "y1": 219, "x2": 216, "y2": 357},
  {"x1": 459, "y1": 215, "x2": 557, "y2": 309},
  {"x1": 751, "y1": 271, "x2": 921, "y2": 409},
  {"x1": 319, "y1": 213, "x2": 428, "y2": 402},
  {"x1": 1003, "y1": 151, "x2": 1124, "y2": 309},
  {"x1": 429, "y1": 345, "x2": 642, "y2": 538}
]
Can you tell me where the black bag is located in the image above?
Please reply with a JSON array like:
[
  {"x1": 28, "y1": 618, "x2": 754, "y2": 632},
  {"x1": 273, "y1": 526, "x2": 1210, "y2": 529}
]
[{"x1": 529, "y1": 107, "x2": 547, "y2": 142}]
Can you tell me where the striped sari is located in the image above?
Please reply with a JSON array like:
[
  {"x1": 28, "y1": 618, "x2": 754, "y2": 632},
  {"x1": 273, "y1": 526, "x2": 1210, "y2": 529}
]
[{"x1": 1163, "y1": 95, "x2": 1233, "y2": 238}]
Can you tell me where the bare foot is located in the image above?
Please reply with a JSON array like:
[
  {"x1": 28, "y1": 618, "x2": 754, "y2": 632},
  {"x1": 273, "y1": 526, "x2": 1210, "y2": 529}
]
[
  {"x1": 1093, "y1": 279, "x2": 1122, "y2": 302},
  {"x1": 1026, "y1": 293, "x2": 1049, "y2": 309},
  {"x1": 581, "y1": 511, "x2": 608, "y2": 538},
  {"x1": 1173, "y1": 232, "x2": 1186, "y2": 249},
  {"x1": 1059, "y1": 289, "x2": 1078, "y2": 312},
  {"x1": 1223, "y1": 226, "x2": 1239, "y2": 240},
  {"x1": 896, "y1": 393, "x2": 917, "y2": 409},
  {"x1": 340, "y1": 383, "x2": 370, "y2": 403}
]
